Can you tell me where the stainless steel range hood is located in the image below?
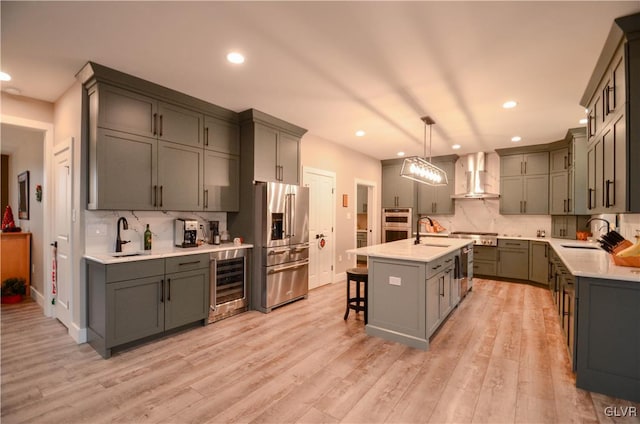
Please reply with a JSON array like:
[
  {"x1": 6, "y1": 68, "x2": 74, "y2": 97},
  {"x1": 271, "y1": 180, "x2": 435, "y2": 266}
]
[{"x1": 451, "y1": 152, "x2": 500, "y2": 199}]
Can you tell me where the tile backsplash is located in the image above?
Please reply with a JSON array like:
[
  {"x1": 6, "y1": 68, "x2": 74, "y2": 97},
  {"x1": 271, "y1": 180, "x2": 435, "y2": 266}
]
[{"x1": 85, "y1": 210, "x2": 234, "y2": 254}]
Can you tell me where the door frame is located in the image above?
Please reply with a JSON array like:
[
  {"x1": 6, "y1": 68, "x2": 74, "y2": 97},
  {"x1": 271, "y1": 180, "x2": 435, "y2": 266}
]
[
  {"x1": 1, "y1": 114, "x2": 54, "y2": 315},
  {"x1": 302, "y1": 166, "x2": 336, "y2": 286},
  {"x1": 354, "y1": 178, "x2": 378, "y2": 253}
]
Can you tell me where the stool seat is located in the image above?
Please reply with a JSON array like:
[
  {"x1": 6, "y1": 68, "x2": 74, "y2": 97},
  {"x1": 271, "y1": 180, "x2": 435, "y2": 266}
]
[{"x1": 344, "y1": 267, "x2": 368, "y2": 324}]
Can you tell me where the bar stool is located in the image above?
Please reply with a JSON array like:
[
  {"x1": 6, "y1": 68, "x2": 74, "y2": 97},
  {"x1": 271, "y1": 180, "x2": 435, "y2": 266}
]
[{"x1": 344, "y1": 267, "x2": 368, "y2": 324}]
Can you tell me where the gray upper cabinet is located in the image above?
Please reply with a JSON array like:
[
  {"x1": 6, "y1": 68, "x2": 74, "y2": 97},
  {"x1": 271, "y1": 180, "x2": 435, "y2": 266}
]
[
  {"x1": 417, "y1": 157, "x2": 456, "y2": 215},
  {"x1": 239, "y1": 110, "x2": 307, "y2": 185},
  {"x1": 90, "y1": 129, "x2": 157, "y2": 210},
  {"x1": 549, "y1": 172, "x2": 569, "y2": 215},
  {"x1": 157, "y1": 141, "x2": 203, "y2": 211},
  {"x1": 78, "y1": 62, "x2": 240, "y2": 212},
  {"x1": 550, "y1": 147, "x2": 569, "y2": 173},
  {"x1": 204, "y1": 150, "x2": 239, "y2": 211},
  {"x1": 382, "y1": 160, "x2": 415, "y2": 208},
  {"x1": 498, "y1": 151, "x2": 549, "y2": 215},
  {"x1": 157, "y1": 102, "x2": 203, "y2": 148},
  {"x1": 581, "y1": 14, "x2": 640, "y2": 213}
]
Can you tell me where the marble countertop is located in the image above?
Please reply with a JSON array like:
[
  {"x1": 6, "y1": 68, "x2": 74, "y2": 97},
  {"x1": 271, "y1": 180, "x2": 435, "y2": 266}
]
[
  {"x1": 348, "y1": 238, "x2": 472, "y2": 263},
  {"x1": 84, "y1": 242, "x2": 254, "y2": 265}
]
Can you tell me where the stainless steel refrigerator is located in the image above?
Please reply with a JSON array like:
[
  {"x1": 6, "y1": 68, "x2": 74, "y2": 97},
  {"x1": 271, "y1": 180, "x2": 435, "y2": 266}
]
[{"x1": 253, "y1": 182, "x2": 309, "y2": 312}]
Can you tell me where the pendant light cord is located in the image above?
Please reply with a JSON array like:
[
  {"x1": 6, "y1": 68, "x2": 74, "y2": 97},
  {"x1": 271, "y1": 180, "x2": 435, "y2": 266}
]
[{"x1": 423, "y1": 121, "x2": 433, "y2": 162}]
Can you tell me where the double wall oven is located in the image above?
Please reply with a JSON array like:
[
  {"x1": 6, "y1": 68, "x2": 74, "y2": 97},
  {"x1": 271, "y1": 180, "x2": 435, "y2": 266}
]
[{"x1": 382, "y1": 208, "x2": 412, "y2": 242}]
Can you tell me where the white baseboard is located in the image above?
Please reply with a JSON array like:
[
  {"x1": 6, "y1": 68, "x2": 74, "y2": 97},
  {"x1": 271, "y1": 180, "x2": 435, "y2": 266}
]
[
  {"x1": 334, "y1": 271, "x2": 346, "y2": 282},
  {"x1": 69, "y1": 323, "x2": 88, "y2": 344},
  {"x1": 30, "y1": 287, "x2": 45, "y2": 309}
]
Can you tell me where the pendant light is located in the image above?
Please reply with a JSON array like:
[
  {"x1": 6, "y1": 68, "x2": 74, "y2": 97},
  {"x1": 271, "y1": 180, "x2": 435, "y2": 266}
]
[{"x1": 400, "y1": 116, "x2": 448, "y2": 186}]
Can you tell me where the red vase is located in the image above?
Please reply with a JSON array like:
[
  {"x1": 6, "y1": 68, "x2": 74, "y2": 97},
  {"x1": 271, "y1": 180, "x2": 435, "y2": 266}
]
[{"x1": 1, "y1": 295, "x2": 22, "y2": 304}]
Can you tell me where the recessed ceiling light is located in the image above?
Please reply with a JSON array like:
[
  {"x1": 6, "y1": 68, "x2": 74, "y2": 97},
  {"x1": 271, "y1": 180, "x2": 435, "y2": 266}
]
[
  {"x1": 579, "y1": 118, "x2": 588, "y2": 125},
  {"x1": 0, "y1": 71, "x2": 11, "y2": 82},
  {"x1": 452, "y1": 144, "x2": 461, "y2": 150},
  {"x1": 226, "y1": 52, "x2": 245, "y2": 64},
  {"x1": 397, "y1": 151, "x2": 405, "y2": 157},
  {"x1": 503, "y1": 100, "x2": 517, "y2": 109},
  {"x1": 355, "y1": 130, "x2": 366, "y2": 137},
  {"x1": 511, "y1": 136, "x2": 522, "y2": 142}
]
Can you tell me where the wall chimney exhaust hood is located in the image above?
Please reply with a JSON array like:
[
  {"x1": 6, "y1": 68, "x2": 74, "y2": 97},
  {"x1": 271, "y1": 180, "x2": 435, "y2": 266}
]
[{"x1": 451, "y1": 152, "x2": 500, "y2": 199}]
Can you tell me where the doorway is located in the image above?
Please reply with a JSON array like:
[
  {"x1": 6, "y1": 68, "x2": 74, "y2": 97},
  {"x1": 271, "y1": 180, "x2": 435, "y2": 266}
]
[
  {"x1": 355, "y1": 180, "x2": 377, "y2": 266},
  {"x1": 303, "y1": 167, "x2": 335, "y2": 290}
]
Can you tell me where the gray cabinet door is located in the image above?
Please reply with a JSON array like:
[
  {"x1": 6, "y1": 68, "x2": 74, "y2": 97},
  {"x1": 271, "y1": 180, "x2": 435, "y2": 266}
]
[
  {"x1": 500, "y1": 176, "x2": 523, "y2": 214},
  {"x1": 434, "y1": 161, "x2": 455, "y2": 214},
  {"x1": 523, "y1": 174, "x2": 549, "y2": 214},
  {"x1": 106, "y1": 276, "x2": 164, "y2": 347},
  {"x1": 417, "y1": 184, "x2": 435, "y2": 214},
  {"x1": 97, "y1": 84, "x2": 157, "y2": 138},
  {"x1": 550, "y1": 148, "x2": 569, "y2": 173},
  {"x1": 279, "y1": 132, "x2": 300, "y2": 184},
  {"x1": 164, "y1": 268, "x2": 209, "y2": 331},
  {"x1": 529, "y1": 241, "x2": 548, "y2": 284},
  {"x1": 497, "y1": 248, "x2": 529, "y2": 280},
  {"x1": 439, "y1": 268, "x2": 452, "y2": 318},
  {"x1": 253, "y1": 123, "x2": 279, "y2": 183},
  {"x1": 524, "y1": 152, "x2": 549, "y2": 175},
  {"x1": 551, "y1": 216, "x2": 567, "y2": 238},
  {"x1": 587, "y1": 143, "x2": 597, "y2": 211},
  {"x1": 204, "y1": 150, "x2": 239, "y2": 211},
  {"x1": 157, "y1": 102, "x2": 203, "y2": 148},
  {"x1": 549, "y1": 172, "x2": 568, "y2": 215},
  {"x1": 157, "y1": 141, "x2": 203, "y2": 211},
  {"x1": 603, "y1": 115, "x2": 626, "y2": 212},
  {"x1": 204, "y1": 115, "x2": 239, "y2": 155},
  {"x1": 501, "y1": 154, "x2": 524, "y2": 177},
  {"x1": 426, "y1": 274, "x2": 441, "y2": 336},
  {"x1": 382, "y1": 164, "x2": 415, "y2": 208},
  {"x1": 92, "y1": 129, "x2": 157, "y2": 210}
]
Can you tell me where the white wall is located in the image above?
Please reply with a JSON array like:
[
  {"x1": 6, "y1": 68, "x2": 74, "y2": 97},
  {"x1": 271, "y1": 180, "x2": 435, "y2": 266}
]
[
  {"x1": 3, "y1": 126, "x2": 46, "y2": 294},
  {"x1": 301, "y1": 134, "x2": 381, "y2": 276}
]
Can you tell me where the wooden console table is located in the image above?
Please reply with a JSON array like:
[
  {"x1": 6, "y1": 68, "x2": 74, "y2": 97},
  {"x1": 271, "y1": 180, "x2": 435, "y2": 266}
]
[{"x1": 1, "y1": 232, "x2": 31, "y2": 296}]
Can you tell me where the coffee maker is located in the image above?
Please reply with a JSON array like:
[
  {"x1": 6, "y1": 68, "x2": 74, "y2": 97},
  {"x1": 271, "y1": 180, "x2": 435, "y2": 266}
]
[
  {"x1": 209, "y1": 220, "x2": 220, "y2": 245},
  {"x1": 175, "y1": 219, "x2": 198, "y2": 247}
]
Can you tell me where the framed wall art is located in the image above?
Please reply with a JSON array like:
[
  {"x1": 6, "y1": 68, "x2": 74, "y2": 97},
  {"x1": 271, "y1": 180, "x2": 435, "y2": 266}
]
[{"x1": 17, "y1": 171, "x2": 29, "y2": 220}]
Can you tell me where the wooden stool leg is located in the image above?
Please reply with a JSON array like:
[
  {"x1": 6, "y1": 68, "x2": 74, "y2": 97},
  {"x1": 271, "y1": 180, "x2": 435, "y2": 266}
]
[{"x1": 344, "y1": 278, "x2": 350, "y2": 320}]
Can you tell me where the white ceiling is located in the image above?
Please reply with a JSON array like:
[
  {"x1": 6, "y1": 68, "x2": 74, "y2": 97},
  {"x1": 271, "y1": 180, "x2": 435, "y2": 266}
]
[{"x1": 2, "y1": 1, "x2": 639, "y2": 160}]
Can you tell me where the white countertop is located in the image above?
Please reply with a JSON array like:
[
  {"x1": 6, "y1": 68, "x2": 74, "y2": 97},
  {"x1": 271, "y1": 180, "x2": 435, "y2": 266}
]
[
  {"x1": 348, "y1": 238, "x2": 472, "y2": 263},
  {"x1": 84, "y1": 242, "x2": 253, "y2": 265}
]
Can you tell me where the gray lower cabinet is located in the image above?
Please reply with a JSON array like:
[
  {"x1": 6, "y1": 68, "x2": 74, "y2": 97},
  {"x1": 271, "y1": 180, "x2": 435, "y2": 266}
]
[
  {"x1": 473, "y1": 246, "x2": 497, "y2": 276},
  {"x1": 426, "y1": 273, "x2": 441, "y2": 337},
  {"x1": 576, "y1": 276, "x2": 640, "y2": 402},
  {"x1": 497, "y1": 239, "x2": 529, "y2": 280},
  {"x1": 528, "y1": 241, "x2": 549, "y2": 284},
  {"x1": 87, "y1": 254, "x2": 210, "y2": 358}
]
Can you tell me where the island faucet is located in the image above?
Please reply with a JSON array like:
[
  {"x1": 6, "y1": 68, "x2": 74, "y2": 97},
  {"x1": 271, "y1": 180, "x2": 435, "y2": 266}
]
[
  {"x1": 586, "y1": 217, "x2": 610, "y2": 234},
  {"x1": 415, "y1": 215, "x2": 434, "y2": 245},
  {"x1": 115, "y1": 217, "x2": 130, "y2": 252}
]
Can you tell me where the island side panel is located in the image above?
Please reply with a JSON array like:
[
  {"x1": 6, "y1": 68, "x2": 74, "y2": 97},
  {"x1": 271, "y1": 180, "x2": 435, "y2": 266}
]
[{"x1": 367, "y1": 257, "x2": 428, "y2": 350}]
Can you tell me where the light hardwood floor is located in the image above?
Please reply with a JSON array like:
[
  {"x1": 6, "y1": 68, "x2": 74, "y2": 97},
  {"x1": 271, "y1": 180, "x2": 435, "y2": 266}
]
[{"x1": 2, "y1": 278, "x2": 639, "y2": 423}]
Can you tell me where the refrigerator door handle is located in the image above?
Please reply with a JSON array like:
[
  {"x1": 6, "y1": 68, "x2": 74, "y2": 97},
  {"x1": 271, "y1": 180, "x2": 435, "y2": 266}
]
[
  {"x1": 284, "y1": 193, "x2": 290, "y2": 238},
  {"x1": 289, "y1": 193, "x2": 296, "y2": 238}
]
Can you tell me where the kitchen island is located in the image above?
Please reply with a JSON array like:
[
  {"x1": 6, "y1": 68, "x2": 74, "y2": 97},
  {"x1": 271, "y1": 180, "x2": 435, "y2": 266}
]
[{"x1": 348, "y1": 238, "x2": 472, "y2": 350}]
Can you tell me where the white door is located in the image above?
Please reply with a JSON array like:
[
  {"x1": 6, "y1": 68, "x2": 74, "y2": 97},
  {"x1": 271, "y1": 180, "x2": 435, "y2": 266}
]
[
  {"x1": 52, "y1": 140, "x2": 73, "y2": 329},
  {"x1": 304, "y1": 169, "x2": 335, "y2": 290}
]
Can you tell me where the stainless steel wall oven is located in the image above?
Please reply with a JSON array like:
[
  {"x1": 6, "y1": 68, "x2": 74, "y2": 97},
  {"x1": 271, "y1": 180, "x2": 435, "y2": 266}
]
[{"x1": 382, "y1": 208, "x2": 412, "y2": 242}]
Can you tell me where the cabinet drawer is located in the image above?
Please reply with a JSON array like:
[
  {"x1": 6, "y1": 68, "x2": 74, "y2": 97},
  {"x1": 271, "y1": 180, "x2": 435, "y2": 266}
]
[
  {"x1": 473, "y1": 260, "x2": 497, "y2": 276},
  {"x1": 426, "y1": 257, "x2": 445, "y2": 279},
  {"x1": 498, "y1": 239, "x2": 529, "y2": 249},
  {"x1": 106, "y1": 259, "x2": 164, "y2": 283},
  {"x1": 473, "y1": 246, "x2": 498, "y2": 261},
  {"x1": 165, "y1": 254, "x2": 209, "y2": 274}
]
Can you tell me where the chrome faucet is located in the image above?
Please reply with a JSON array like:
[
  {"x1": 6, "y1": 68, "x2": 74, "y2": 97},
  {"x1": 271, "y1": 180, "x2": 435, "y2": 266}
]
[
  {"x1": 586, "y1": 217, "x2": 610, "y2": 234},
  {"x1": 115, "y1": 217, "x2": 130, "y2": 252},
  {"x1": 415, "y1": 215, "x2": 434, "y2": 245}
]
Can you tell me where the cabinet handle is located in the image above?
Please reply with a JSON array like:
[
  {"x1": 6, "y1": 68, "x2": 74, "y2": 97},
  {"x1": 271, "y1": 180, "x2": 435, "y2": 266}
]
[
  {"x1": 159, "y1": 185, "x2": 164, "y2": 208},
  {"x1": 204, "y1": 189, "x2": 209, "y2": 209},
  {"x1": 432, "y1": 264, "x2": 442, "y2": 270},
  {"x1": 159, "y1": 114, "x2": 163, "y2": 137},
  {"x1": 178, "y1": 260, "x2": 200, "y2": 267},
  {"x1": 563, "y1": 199, "x2": 567, "y2": 213},
  {"x1": 440, "y1": 277, "x2": 444, "y2": 297},
  {"x1": 153, "y1": 185, "x2": 158, "y2": 207},
  {"x1": 167, "y1": 278, "x2": 171, "y2": 301},
  {"x1": 564, "y1": 156, "x2": 568, "y2": 170},
  {"x1": 153, "y1": 113, "x2": 158, "y2": 136},
  {"x1": 587, "y1": 188, "x2": 593, "y2": 209},
  {"x1": 160, "y1": 279, "x2": 164, "y2": 303},
  {"x1": 544, "y1": 244, "x2": 548, "y2": 258},
  {"x1": 567, "y1": 198, "x2": 572, "y2": 213},
  {"x1": 605, "y1": 180, "x2": 614, "y2": 208},
  {"x1": 204, "y1": 127, "x2": 209, "y2": 146},
  {"x1": 524, "y1": 161, "x2": 527, "y2": 174},
  {"x1": 520, "y1": 161, "x2": 524, "y2": 175},
  {"x1": 523, "y1": 200, "x2": 526, "y2": 213}
]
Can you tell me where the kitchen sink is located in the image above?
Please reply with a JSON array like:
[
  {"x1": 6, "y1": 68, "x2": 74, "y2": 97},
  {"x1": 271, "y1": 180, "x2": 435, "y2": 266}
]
[{"x1": 560, "y1": 244, "x2": 600, "y2": 250}]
